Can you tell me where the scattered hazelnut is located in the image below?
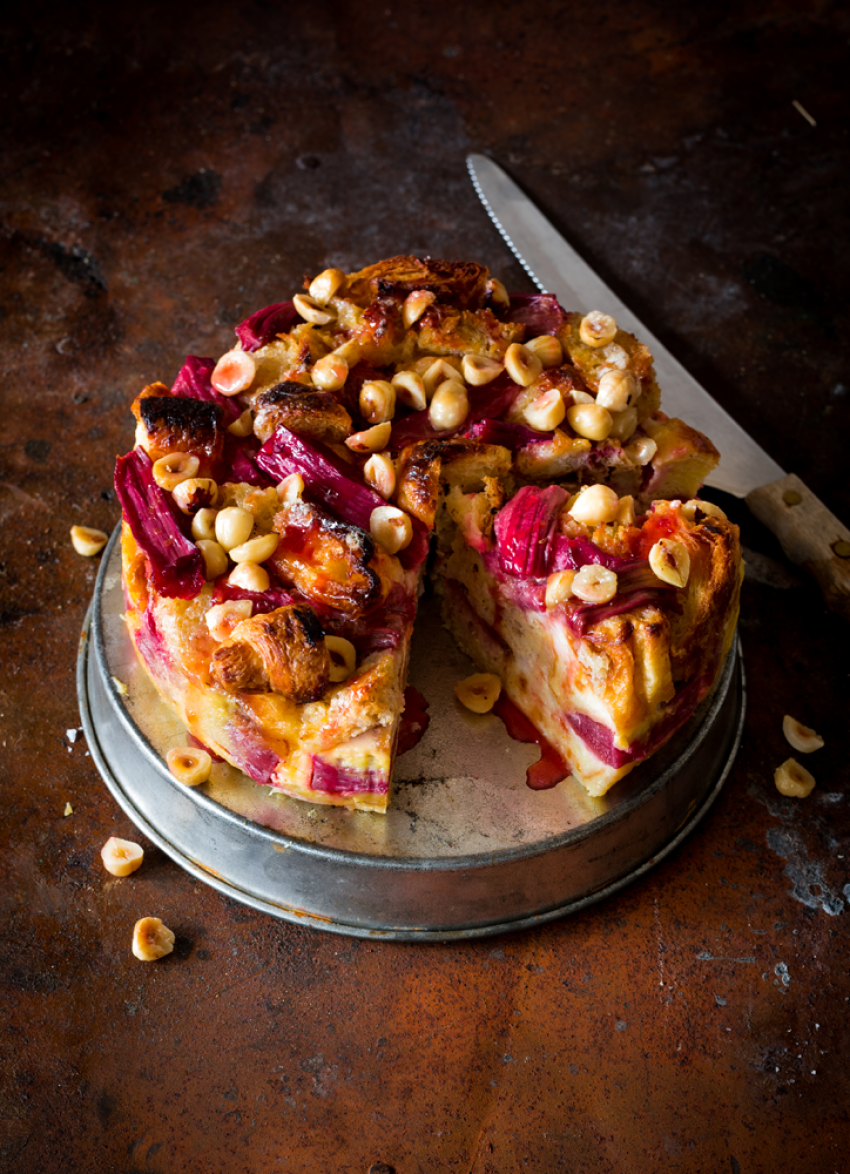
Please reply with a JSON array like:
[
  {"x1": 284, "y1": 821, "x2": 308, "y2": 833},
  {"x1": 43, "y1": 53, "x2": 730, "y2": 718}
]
[{"x1": 132, "y1": 917, "x2": 176, "y2": 962}]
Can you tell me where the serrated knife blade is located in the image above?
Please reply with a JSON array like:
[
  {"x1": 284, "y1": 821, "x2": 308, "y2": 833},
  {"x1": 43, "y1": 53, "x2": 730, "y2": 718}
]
[{"x1": 467, "y1": 152, "x2": 850, "y2": 618}]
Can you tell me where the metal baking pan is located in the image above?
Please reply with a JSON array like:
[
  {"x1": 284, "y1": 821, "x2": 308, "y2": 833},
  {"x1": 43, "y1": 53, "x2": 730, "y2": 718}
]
[{"x1": 78, "y1": 528, "x2": 745, "y2": 940}]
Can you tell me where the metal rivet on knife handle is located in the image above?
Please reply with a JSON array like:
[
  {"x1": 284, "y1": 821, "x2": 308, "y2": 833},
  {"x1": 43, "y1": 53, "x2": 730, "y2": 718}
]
[{"x1": 746, "y1": 473, "x2": 850, "y2": 621}]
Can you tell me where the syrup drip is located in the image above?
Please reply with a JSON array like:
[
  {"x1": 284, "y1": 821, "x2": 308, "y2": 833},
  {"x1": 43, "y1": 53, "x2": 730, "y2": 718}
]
[
  {"x1": 492, "y1": 694, "x2": 569, "y2": 790},
  {"x1": 397, "y1": 686, "x2": 431, "y2": 756}
]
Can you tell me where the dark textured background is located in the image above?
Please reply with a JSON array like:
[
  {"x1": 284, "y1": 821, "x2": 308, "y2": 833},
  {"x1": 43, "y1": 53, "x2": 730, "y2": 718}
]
[{"x1": 1, "y1": 3, "x2": 848, "y2": 1171}]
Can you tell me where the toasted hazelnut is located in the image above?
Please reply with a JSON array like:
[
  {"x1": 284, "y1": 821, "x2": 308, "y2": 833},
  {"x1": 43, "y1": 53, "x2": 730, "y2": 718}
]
[
  {"x1": 524, "y1": 335, "x2": 564, "y2": 369},
  {"x1": 566, "y1": 403, "x2": 612, "y2": 441},
  {"x1": 615, "y1": 495, "x2": 636, "y2": 525},
  {"x1": 524, "y1": 387, "x2": 566, "y2": 432},
  {"x1": 196, "y1": 539, "x2": 229, "y2": 580},
  {"x1": 311, "y1": 353, "x2": 349, "y2": 391},
  {"x1": 325, "y1": 635, "x2": 357, "y2": 683},
  {"x1": 649, "y1": 538, "x2": 690, "y2": 589},
  {"x1": 293, "y1": 292, "x2": 336, "y2": 325},
  {"x1": 568, "y1": 484, "x2": 621, "y2": 527},
  {"x1": 579, "y1": 311, "x2": 617, "y2": 347},
  {"x1": 486, "y1": 278, "x2": 511, "y2": 311},
  {"x1": 228, "y1": 532, "x2": 279, "y2": 565},
  {"x1": 70, "y1": 525, "x2": 108, "y2": 557},
  {"x1": 461, "y1": 353, "x2": 504, "y2": 387},
  {"x1": 370, "y1": 505, "x2": 413, "y2": 554},
  {"x1": 596, "y1": 370, "x2": 636, "y2": 412},
  {"x1": 455, "y1": 672, "x2": 502, "y2": 714},
  {"x1": 609, "y1": 406, "x2": 639, "y2": 442},
  {"x1": 166, "y1": 746, "x2": 212, "y2": 787},
  {"x1": 402, "y1": 289, "x2": 436, "y2": 328},
  {"x1": 545, "y1": 570, "x2": 576, "y2": 609},
  {"x1": 214, "y1": 506, "x2": 254, "y2": 552},
  {"x1": 423, "y1": 358, "x2": 462, "y2": 398},
  {"x1": 132, "y1": 916, "x2": 176, "y2": 962},
  {"x1": 504, "y1": 342, "x2": 543, "y2": 388},
  {"x1": 345, "y1": 422, "x2": 392, "y2": 453},
  {"x1": 191, "y1": 507, "x2": 219, "y2": 542},
  {"x1": 782, "y1": 715, "x2": 824, "y2": 754},
  {"x1": 211, "y1": 349, "x2": 256, "y2": 396},
  {"x1": 329, "y1": 340, "x2": 361, "y2": 368},
  {"x1": 152, "y1": 452, "x2": 200, "y2": 491},
  {"x1": 228, "y1": 561, "x2": 271, "y2": 592},
  {"x1": 276, "y1": 473, "x2": 305, "y2": 503},
  {"x1": 602, "y1": 343, "x2": 630, "y2": 370},
  {"x1": 309, "y1": 267, "x2": 345, "y2": 305},
  {"x1": 681, "y1": 498, "x2": 728, "y2": 524},
  {"x1": 172, "y1": 477, "x2": 218, "y2": 515},
  {"x1": 774, "y1": 758, "x2": 816, "y2": 798},
  {"x1": 625, "y1": 436, "x2": 658, "y2": 466},
  {"x1": 571, "y1": 565, "x2": 618, "y2": 604},
  {"x1": 359, "y1": 380, "x2": 396, "y2": 425},
  {"x1": 429, "y1": 380, "x2": 468, "y2": 431},
  {"x1": 391, "y1": 370, "x2": 427, "y2": 412},
  {"x1": 363, "y1": 452, "x2": 396, "y2": 499},
  {"x1": 100, "y1": 837, "x2": 144, "y2": 877}
]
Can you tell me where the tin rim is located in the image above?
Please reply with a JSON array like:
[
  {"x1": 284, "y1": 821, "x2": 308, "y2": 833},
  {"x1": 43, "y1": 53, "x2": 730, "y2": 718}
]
[{"x1": 78, "y1": 527, "x2": 746, "y2": 939}]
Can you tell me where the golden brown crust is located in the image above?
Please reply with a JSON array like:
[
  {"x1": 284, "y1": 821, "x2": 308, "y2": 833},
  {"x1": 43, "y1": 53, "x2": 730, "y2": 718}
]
[
  {"x1": 395, "y1": 443, "x2": 443, "y2": 528},
  {"x1": 395, "y1": 438, "x2": 512, "y2": 528},
  {"x1": 667, "y1": 514, "x2": 742, "y2": 682},
  {"x1": 210, "y1": 606, "x2": 330, "y2": 703},
  {"x1": 269, "y1": 499, "x2": 383, "y2": 616},
  {"x1": 415, "y1": 305, "x2": 523, "y2": 359},
  {"x1": 132, "y1": 384, "x2": 224, "y2": 468},
  {"x1": 433, "y1": 437, "x2": 512, "y2": 488},
  {"x1": 211, "y1": 638, "x2": 268, "y2": 692},
  {"x1": 299, "y1": 650, "x2": 404, "y2": 752},
  {"x1": 344, "y1": 255, "x2": 490, "y2": 310},
  {"x1": 641, "y1": 414, "x2": 721, "y2": 500},
  {"x1": 252, "y1": 382, "x2": 352, "y2": 445}
]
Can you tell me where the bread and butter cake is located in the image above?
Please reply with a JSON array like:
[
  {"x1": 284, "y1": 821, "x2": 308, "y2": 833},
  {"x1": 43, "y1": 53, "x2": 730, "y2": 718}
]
[{"x1": 115, "y1": 254, "x2": 741, "y2": 811}]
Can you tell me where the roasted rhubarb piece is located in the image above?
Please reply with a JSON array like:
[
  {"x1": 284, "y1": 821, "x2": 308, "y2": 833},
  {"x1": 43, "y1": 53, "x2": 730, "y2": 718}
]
[
  {"x1": 114, "y1": 449, "x2": 205, "y2": 600},
  {"x1": 235, "y1": 302, "x2": 299, "y2": 352}
]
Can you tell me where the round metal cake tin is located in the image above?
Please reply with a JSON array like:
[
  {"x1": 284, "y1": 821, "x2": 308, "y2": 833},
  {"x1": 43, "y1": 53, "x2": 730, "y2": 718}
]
[{"x1": 78, "y1": 527, "x2": 746, "y2": 941}]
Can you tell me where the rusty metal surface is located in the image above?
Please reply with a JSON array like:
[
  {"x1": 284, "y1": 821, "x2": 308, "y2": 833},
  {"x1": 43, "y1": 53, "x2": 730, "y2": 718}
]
[{"x1": 1, "y1": 2, "x2": 848, "y2": 1170}]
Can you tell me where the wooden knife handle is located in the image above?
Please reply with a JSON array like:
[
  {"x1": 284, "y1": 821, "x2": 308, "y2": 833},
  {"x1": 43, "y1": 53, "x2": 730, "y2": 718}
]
[{"x1": 746, "y1": 473, "x2": 850, "y2": 620}]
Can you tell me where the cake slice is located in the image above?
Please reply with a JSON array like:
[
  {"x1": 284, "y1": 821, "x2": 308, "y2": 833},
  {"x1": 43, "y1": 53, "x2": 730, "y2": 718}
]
[
  {"x1": 439, "y1": 482, "x2": 742, "y2": 796},
  {"x1": 116, "y1": 408, "x2": 432, "y2": 812}
]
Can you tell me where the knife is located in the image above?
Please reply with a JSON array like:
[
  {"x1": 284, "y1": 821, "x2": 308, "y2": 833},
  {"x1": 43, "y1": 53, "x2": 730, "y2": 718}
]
[{"x1": 468, "y1": 153, "x2": 850, "y2": 620}]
